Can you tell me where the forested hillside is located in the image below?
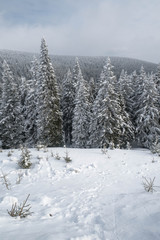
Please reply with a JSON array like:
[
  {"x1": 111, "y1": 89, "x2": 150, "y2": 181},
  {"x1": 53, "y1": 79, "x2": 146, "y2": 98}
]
[
  {"x1": 0, "y1": 39, "x2": 159, "y2": 152},
  {"x1": 0, "y1": 49, "x2": 157, "y2": 83}
]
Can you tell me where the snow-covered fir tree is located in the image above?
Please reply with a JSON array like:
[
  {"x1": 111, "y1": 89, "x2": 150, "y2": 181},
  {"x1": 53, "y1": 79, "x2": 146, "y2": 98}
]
[
  {"x1": 72, "y1": 57, "x2": 82, "y2": 96},
  {"x1": 88, "y1": 77, "x2": 96, "y2": 104},
  {"x1": 36, "y1": 38, "x2": 63, "y2": 147},
  {"x1": 61, "y1": 69, "x2": 75, "y2": 146},
  {"x1": 72, "y1": 69, "x2": 90, "y2": 148},
  {"x1": 119, "y1": 70, "x2": 135, "y2": 120},
  {"x1": 153, "y1": 63, "x2": 160, "y2": 113},
  {"x1": 0, "y1": 60, "x2": 23, "y2": 148},
  {"x1": 135, "y1": 72, "x2": 160, "y2": 148},
  {"x1": 88, "y1": 58, "x2": 134, "y2": 148},
  {"x1": 23, "y1": 56, "x2": 39, "y2": 146}
]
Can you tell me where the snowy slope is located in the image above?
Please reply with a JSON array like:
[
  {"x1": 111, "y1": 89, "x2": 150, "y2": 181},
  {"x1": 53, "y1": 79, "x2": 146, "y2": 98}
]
[{"x1": 0, "y1": 147, "x2": 160, "y2": 240}]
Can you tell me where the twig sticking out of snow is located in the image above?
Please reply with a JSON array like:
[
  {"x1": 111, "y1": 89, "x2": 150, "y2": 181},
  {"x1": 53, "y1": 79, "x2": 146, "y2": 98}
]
[
  {"x1": 7, "y1": 194, "x2": 33, "y2": 218},
  {"x1": 142, "y1": 176, "x2": 157, "y2": 193},
  {"x1": 0, "y1": 170, "x2": 11, "y2": 190}
]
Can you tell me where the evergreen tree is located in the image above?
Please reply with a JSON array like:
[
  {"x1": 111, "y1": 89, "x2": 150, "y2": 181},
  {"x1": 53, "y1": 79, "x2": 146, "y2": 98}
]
[
  {"x1": 119, "y1": 70, "x2": 137, "y2": 124},
  {"x1": 89, "y1": 58, "x2": 134, "y2": 148},
  {"x1": 61, "y1": 69, "x2": 74, "y2": 146},
  {"x1": 88, "y1": 77, "x2": 96, "y2": 104},
  {"x1": 72, "y1": 69, "x2": 90, "y2": 148},
  {"x1": 153, "y1": 63, "x2": 160, "y2": 114},
  {"x1": 72, "y1": 57, "x2": 81, "y2": 87},
  {"x1": 0, "y1": 60, "x2": 23, "y2": 148},
  {"x1": 37, "y1": 38, "x2": 63, "y2": 147},
  {"x1": 135, "y1": 72, "x2": 160, "y2": 148},
  {"x1": 24, "y1": 57, "x2": 39, "y2": 146}
]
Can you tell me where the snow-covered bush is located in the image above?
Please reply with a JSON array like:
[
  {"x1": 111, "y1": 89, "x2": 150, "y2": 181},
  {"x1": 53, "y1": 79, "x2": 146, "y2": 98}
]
[
  {"x1": 7, "y1": 194, "x2": 33, "y2": 218},
  {"x1": 54, "y1": 153, "x2": 61, "y2": 160},
  {"x1": 18, "y1": 146, "x2": 32, "y2": 169},
  {"x1": 64, "y1": 150, "x2": 72, "y2": 163},
  {"x1": 0, "y1": 171, "x2": 11, "y2": 190}
]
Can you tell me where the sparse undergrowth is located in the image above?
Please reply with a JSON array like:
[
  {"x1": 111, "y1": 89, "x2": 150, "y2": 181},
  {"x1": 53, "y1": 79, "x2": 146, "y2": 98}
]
[
  {"x1": 18, "y1": 146, "x2": 32, "y2": 169},
  {"x1": 0, "y1": 170, "x2": 11, "y2": 190},
  {"x1": 142, "y1": 176, "x2": 157, "y2": 193},
  {"x1": 7, "y1": 194, "x2": 33, "y2": 218},
  {"x1": 63, "y1": 150, "x2": 72, "y2": 163}
]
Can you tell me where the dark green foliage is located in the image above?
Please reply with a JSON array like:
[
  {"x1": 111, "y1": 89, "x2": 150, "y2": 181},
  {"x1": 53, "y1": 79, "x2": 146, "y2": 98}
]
[
  {"x1": 37, "y1": 38, "x2": 63, "y2": 147},
  {"x1": 0, "y1": 60, "x2": 24, "y2": 148}
]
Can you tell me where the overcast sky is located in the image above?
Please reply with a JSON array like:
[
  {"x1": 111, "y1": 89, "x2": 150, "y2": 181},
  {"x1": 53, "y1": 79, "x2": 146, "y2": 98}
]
[{"x1": 0, "y1": 0, "x2": 160, "y2": 63}]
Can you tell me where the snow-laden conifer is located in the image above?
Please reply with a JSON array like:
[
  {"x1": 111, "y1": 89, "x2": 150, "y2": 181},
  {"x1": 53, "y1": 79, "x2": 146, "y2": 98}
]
[
  {"x1": 36, "y1": 38, "x2": 63, "y2": 147},
  {"x1": 89, "y1": 58, "x2": 134, "y2": 148},
  {"x1": 135, "y1": 72, "x2": 160, "y2": 148},
  {"x1": 0, "y1": 60, "x2": 23, "y2": 148},
  {"x1": 62, "y1": 69, "x2": 74, "y2": 146},
  {"x1": 72, "y1": 69, "x2": 90, "y2": 148},
  {"x1": 119, "y1": 70, "x2": 135, "y2": 120},
  {"x1": 24, "y1": 56, "x2": 39, "y2": 146}
]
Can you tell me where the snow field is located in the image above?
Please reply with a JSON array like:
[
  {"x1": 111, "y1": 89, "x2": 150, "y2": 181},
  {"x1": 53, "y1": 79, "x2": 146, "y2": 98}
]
[{"x1": 0, "y1": 148, "x2": 160, "y2": 240}]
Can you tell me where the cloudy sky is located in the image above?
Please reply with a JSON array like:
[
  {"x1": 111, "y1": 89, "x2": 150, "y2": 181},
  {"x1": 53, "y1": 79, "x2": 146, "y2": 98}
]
[{"x1": 0, "y1": 0, "x2": 160, "y2": 63}]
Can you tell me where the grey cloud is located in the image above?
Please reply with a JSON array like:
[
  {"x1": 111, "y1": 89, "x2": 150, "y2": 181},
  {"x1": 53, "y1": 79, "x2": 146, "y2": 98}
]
[{"x1": 0, "y1": 0, "x2": 160, "y2": 63}]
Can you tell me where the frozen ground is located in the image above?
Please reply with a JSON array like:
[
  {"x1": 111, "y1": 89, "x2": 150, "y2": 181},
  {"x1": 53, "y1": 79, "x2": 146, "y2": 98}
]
[{"x1": 0, "y1": 147, "x2": 160, "y2": 240}]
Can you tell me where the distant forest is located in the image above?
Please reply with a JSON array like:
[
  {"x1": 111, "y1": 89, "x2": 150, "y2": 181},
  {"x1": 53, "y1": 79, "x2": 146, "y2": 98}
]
[{"x1": 0, "y1": 49, "x2": 157, "y2": 84}]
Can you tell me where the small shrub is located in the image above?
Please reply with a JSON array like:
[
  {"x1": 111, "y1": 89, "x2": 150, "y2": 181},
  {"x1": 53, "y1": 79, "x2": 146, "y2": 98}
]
[
  {"x1": 142, "y1": 176, "x2": 156, "y2": 193},
  {"x1": 36, "y1": 143, "x2": 46, "y2": 151},
  {"x1": 109, "y1": 141, "x2": 115, "y2": 150},
  {"x1": 0, "y1": 170, "x2": 11, "y2": 190},
  {"x1": 126, "y1": 142, "x2": 131, "y2": 150},
  {"x1": 7, "y1": 194, "x2": 33, "y2": 218},
  {"x1": 18, "y1": 146, "x2": 32, "y2": 169},
  {"x1": 64, "y1": 150, "x2": 72, "y2": 163},
  {"x1": 54, "y1": 153, "x2": 61, "y2": 160},
  {"x1": 151, "y1": 141, "x2": 160, "y2": 156},
  {"x1": 16, "y1": 172, "x2": 23, "y2": 184},
  {"x1": 101, "y1": 144, "x2": 108, "y2": 154},
  {"x1": 7, "y1": 151, "x2": 12, "y2": 157},
  {"x1": 152, "y1": 157, "x2": 155, "y2": 163}
]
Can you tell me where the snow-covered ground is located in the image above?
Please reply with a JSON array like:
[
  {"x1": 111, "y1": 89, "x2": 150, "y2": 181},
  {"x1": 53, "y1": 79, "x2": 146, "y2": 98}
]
[{"x1": 0, "y1": 147, "x2": 160, "y2": 240}]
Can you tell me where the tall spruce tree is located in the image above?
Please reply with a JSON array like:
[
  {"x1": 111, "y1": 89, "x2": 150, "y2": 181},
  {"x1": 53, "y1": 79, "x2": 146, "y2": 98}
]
[
  {"x1": 154, "y1": 63, "x2": 160, "y2": 115},
  {"x1": 72, "y1": 69, "x2": 90, "y2": 148},
  {"x1": 89, "y1": 58, "x2": 134, "y2": 148},
  {"x1": 37, "y1": 38, "x2": 63, "y2": 147},
  {"x1": 24, "y1": 57, "x2": 39, "y2": 146},
  {"x1": 62, "y1": 69, "x2": 74, "y2": 146},
  {"x1": 135, "y1": 72, "x2": 160, "y2": 148},
  {"x1": 119, "y1": 70, "x2": 135, "y2": 119},
  {"x1": 0, "y1": 60, "x2": 23, "y2": 148}
]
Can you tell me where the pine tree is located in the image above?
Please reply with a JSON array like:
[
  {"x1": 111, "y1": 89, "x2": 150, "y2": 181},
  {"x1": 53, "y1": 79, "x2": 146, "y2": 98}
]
[
  {"x1": 153, "y1": 63, "x2": 160, "y2": 114},
  {"x1": 0, "y1": 60, "x2": 23, "y2": 148},
  {"x1": 135, "y1": 72, "x2": 160, "y2": 148},
  {"x1": 61, "y1": 69, "x2": 74, "y2": 146},
  {"x1": 119, "y1": 70, "x2": 134, "y2": 118},
  {"x1": 24, "y1": 57, "x2": 39, "y2": 146},
  {"x1": 72, "y1": 69, "x2": 90, "y2": 148},
  {"x1": 89, "y1": 58, "x2": 134, "y2": 148},
  {"x1": 37, "y1": 38, "x2": 63, "y2": 147},
  {"x1": 88, "y1": 77, "x2": 96, "y2": 104}
]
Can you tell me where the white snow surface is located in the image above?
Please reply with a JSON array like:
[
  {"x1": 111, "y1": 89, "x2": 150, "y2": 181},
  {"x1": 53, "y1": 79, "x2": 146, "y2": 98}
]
[{"x1": 0, "y1": 147, "x2": 160, "y2": 240}]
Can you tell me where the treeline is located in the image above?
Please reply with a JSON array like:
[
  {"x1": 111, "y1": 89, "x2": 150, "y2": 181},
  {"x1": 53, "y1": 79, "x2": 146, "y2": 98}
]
[{"x1": 0, "y1": 38, "x2": 160, "y2": 150}]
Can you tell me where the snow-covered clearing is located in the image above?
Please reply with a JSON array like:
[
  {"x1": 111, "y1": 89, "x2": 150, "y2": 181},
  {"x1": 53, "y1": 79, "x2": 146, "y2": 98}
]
[{"x1": 0, "y1": 147, "x2": 160, "y2": 240}]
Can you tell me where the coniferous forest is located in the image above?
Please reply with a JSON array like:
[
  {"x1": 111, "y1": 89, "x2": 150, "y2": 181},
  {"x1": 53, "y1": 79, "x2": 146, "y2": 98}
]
[{"x1": 0, "y1": 38, "x2": 160, "y2": 151}]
